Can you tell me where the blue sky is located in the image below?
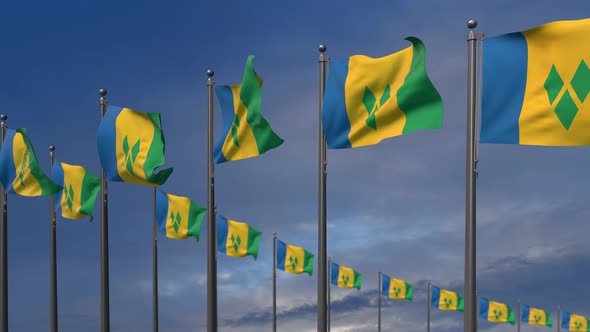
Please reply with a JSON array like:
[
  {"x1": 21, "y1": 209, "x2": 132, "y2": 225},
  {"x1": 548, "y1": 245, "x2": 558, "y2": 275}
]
[{"x1": 2, "y1": 0, "x2": 590, "y2": 331}]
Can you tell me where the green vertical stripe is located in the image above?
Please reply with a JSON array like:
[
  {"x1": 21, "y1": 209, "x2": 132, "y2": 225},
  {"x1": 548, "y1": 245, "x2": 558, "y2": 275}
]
[
  {"x1": 144, "y1": 113, "x2": 173, "y2": 186},
  {"x1": 78, "y1": 170, "x2": 100, "y2": 221},
  {"x1": 240, "y1": 55, "x2": 285, "y2": 154},
  {"x1": 303, "y1": 250, "x2": 314, "y2": 276},
  {"x1": 353, "y1": 270, "x2": 362, "y2": 290},
  {"x1": 507, "y1": 306, "x2": 516, "y2": 325},
  {"x1": 397, "y1": 37, "x2": 444, "y2": 134},
  {"x1": 405, "y1": 282, "x2": 414, "y2": 301},
  {"x1": 457, "y1": 295, "x2": 465, "y2": 312},
  {"x1": 186, "y1": 201, "x2": 206, "y2": 241},
  {"x1": 246, "y1": 225, "x2": 262, "y2": 259},
  {"x1": 546, "y1": 313, "x2": 553, "y2": 328}
]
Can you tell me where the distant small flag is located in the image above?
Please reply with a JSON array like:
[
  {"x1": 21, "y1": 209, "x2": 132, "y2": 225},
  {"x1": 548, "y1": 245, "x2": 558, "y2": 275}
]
[
  {"x1": 431, "y1": 285, "x2": 464, "y2": 312},
  {"x1": 217, "y1": 215, "x2": 261, "y2": 259},
  {"x1": 322, "y1": 37, "x2": 443, "y2": 149},
  {"x1": 479, "y1": 297, "x2": 515, "y2": 325},
  {"x1": 381, "y1": 274, "x2": 413, "y2": 301},
  {"x1": 214, "y1": 55, "x2": 284, "y2": 163},
  {"x1": 0, "y1": 128, "x2": 61, "y2": 196},
  {"x1": 331, "y1": 261, "x2": 361, "y2": 290},
  {"x1": 562, "y1": 311, "x2": 589, "y2": 331},
  {"x1": 97, "y1": 105, "x2": 173, "y2": 186},
  {"x1": 522, "y1": 304, "x2": 553, "y2": 328},
  {"x1": 155, "y1": 190, "x2": 206, "y2": 240},
  {"x1": 276, "y1": 240, "x2": 314, "y2": 276},
  {"x1": 51, "y1": 161, "x2": 100, "y2": 221}
]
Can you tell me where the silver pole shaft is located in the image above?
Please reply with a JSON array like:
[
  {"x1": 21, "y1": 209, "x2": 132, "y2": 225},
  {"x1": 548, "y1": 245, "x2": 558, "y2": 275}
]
[
  {"x1": 464, "y1": 19, "x2": 479, "y2": 332},
  {"x1": 557, "y1": 306, "x2": 560, "y2": 332},
  {"x1": 50, "y1": 146, "x2": 58, "y2": 332},
  {"x1": 153, "y1": 187, "x2": 158, "y2": 332},
  {"x1": 517, "y1": 301, "x2": 521, "y2": 332},
  {"x1": 427, "y1": 281, "x2": 431, "y2": 332},
  {"x1": 327, "y1": 256, "x2": 331, "y2": 332},
  {"x1": 317, "y1": 44, "x2": 328, "y2": 332},
  {"x1": 0, "y1": 114, "x2": 6, "y2": 332},
  {"x1": 378, "y1": 272, "x2": 381, "y2": 332},
  {"x1": 99, "y1": 89, "x2": 110, "y2": 332},
  {"x1": 273, "y1": 233, "x2": 277, "y2": 332},
  {"x1": 206, "y1": 70, "x2": 218, "y2": 332}
]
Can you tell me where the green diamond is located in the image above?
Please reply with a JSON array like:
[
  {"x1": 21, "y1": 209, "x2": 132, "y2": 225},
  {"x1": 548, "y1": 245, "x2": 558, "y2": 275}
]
[
  {"x1": 571, "y1": 60, "x2": 590, "y2": 103},
  {"x1": 554, "y1": 90, "x2": 578, "y2": 130},
  {"x1": 544, "y1": 65, "x2": 564, "y2": 104}
]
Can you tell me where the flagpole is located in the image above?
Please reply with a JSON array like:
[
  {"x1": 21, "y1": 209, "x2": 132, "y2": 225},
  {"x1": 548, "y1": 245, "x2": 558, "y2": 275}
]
[
  {"x1": 152, "y1": 187, "x2": 158, "y2": 332},
  {"x1": 427, "y1": 281, "x2": 431, "y2": 332},
  {"x1": 378, "y1": 271, "x2": 381, "y2": 332},
  {"x1": 557, "y1": 306, "x2": 560, "y2": 332},
  {"x1": 49, "y1": 146, "x2": 58, "y2": 332},
  {"x1": 272, "y1": 233, "x2": 277, "y2": 332},
  {"x1": 317, "y1": 43, "x2": 328, "y2": 332},
  {"x1": 464, "y1": 19, "x2": 479, "y2": 332},
  {"x1": 327, "y1": 256, "x2": 331, "y2": 332},
  {"x1": 206, "y1": 69, "x2": 218, "y2": 332},
  {"x1": 99, "y1": 88, "x2": 110, "y2": 332},
  {"x1": 0, "y1": 114, "x2": 7, "y2": 332},
  {"x1": 517, "y1": 300, "x2": 520, "y2": 332}
]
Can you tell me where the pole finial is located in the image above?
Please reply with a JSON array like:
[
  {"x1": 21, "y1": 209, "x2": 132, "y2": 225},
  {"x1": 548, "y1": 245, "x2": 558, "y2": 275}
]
[
  {"x1": 49, "y1": 145, "x2": 55, "y2": 152},
  {"x1": 467, "y1": 19, "x2": 478, "y2": 29},
  {"x1": 207, "y1": 69, "x2": 215, "y2": 78},
  {"x1": 0, "y1": 115, "x2": 7, "y2": 121},
  {"x1": 99, "y1": 89, "x2": 107, "y2": 97},
  {"x1": 319, "y1": 44, "x2": 327, "y2": 53}
]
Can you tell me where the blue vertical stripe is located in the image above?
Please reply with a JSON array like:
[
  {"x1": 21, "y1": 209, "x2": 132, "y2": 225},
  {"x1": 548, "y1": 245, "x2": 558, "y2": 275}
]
[
  {"x1": 562, "y1": 311, "x2": 571, "y2": 328},
  {"x1": 97, "y1": 105, "x2": 124, "y2": 181},
  {"x1": 155, "y1": 190, "x2": 169, "y2": 235},
  {"x1": 51, "y1": 160, "x2": 65, "y2": 213},
  {"x1": 431, "y1": 285, "x2": 440, "y2": 307},
  {"x1": 521, "y1": 304, "x2": 530, "y2": 322},
  {"x1": 479, "y1": 297, "x2": 490, "y2": 319},
  {"x1": 381, "y1": 274, "x2": 390, "y2": 296},
  {"x1": 276, "y1": 239, "x2": 287, "y2": 271},
  {"x1": 330, "y1": 262, "x2": 339, "y2": 286},
  {"x1": 481, "y1": 32, "x2": 528, "y2": 144},
  {"x1": 322, "y1": 58, "x2": 352, "y2": 149},
  {"x1": 216, "y1": 215, "x2": 229, "y2": 255},
  {"x1": 214, "y1": 85, "x2": 236, "y2": 164},
  {"x1": 0, "y1": 129, "x2": 17, "y2": 193}
]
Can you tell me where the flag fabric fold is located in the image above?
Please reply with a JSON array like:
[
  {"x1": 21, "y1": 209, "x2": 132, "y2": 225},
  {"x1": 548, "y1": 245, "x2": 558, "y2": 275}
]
[
  {"x1": 431, "y1": 285, "x2": 464, "y2": 312},
  {"x1": 330, "y1": 261, "x2": 361, "y2": 290},
  {"x1": 276, "y1": 240, "x2": 314, "y2": 276},
  {"x1": 562, "y1": 311, "x2": 589, "y2": 331},
  {"x1": 217, "y1": 215, "x2": 261, "y2": 259},
  {"x1": 155, "y1": 190, "x2": 206, "y2": 240},
  {"x1": 522, "y1": 304, "x2": 553, "y2": 328},
  {"x1": 479, "y1": 297, "x2": 515, "y2": 325},
  {"x1": 381, "y1": 274, "x2": 413, "y2": 301},
  {"x1": 51, "y1": 161, "x2": 100, "y2": 221}
]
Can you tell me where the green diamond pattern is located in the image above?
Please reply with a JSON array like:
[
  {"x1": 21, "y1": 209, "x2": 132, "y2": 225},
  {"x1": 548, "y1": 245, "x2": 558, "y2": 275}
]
[
  {"x1": 342, "y1": 275, "x2": 350, "y2": 286},
  {"x1": 554, "y1": 90, "x2": 578, "y2": 130},
  {"x1": 288, "y1": 256, "x2": 298, "y2": 270},
  {"x1": 393, "y1": 287, "x2": 401, "y2": 297},
  {"x1": 571, "y1": 60, "x2": 590, "y2": 103},
  {"x1": 170, "y1": 211, "x2": 181, "y2": 233},
  {"x1": 545, "y1": 65, "x2": 564, "y2": 104},
  {"x1": 443, "y1": 298, "x2": 453, "y2": 309},
  {"x1": 65, "y1": 184, "x2": 74, "y2": 212},
  {"x1": 18, "y1": 152, "x2": 29, "y2": 186},
  {"x1": 230, "y1": 234, "x2": 241, "y2": 252}
]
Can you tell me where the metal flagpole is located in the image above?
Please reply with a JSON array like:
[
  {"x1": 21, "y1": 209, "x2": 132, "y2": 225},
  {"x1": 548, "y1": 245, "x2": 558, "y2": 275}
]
[
  {"x1": 464, "y1": 19, "x2": 479, "y2": 332},
  {"x1": 378, "y1": 272, "x2": 381, "y2": 332},
  {"x1": 427, "y1": 281, "x2": 431, "y2": 332},
  {"x1": 0, "y1": 114, "x2": 6, "y2": 332},
  {"x1": 517, "y1": 300, "x2": 521, "y2": 332},
  {"x1": 206, "y1": 69, "x2": 218, "y2": 332},
  {"x1": 272, "y1": 233, "x2": 277, "y2": 332},
  {"x1": 327, "y1": 256, "x2": 331, "y2": 332},
  {"x1": 317, "y1": 43, "x2": 329, "y2": 332},
  {"x1": 152, "y1": 187, "x2": 158, "y2": 332},
  {"x1": 99, "y1": 89, "x2": 110, "y2": 332},
  {"x1": 557, "y1": 306, "x2": 561, "y2": 332},
  {"x1": 49, "y1": 146, "x2": 58, "y2": 332}
]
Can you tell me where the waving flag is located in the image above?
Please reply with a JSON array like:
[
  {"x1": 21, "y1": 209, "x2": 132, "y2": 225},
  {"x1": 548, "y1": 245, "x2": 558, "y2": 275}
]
[
  {"x1": 51, "y1": 161, "x2": 100, "y2": 221},
  {"x1": 381, "y1": 274, "x2": 413, "y2": 301},
  {"x1": 276, "y1": 240, "x2": 314, "y2": 276},
  {"x1": 331, "y1": 261, "x2": 361, "y2": 290},
  {"x1": 431, "y1": 286, "x2": 464, "y2": 312},
  {"x1": 522, "y1": 304, "x2": 553, "y2": 328},
  {"x1": 479, "y1": 297, "x2": 515, "y2": 325},
  {"x1": 217, "y1": 215, "x2": 261, "y2": 259},
  {"x1": 156, "y1": 190, "x2": 206, "y2": 240}
]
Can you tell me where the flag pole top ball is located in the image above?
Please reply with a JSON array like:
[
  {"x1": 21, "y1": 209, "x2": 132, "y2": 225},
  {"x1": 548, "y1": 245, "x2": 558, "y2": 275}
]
[
  {"x1": 49, "y1": 146, "x2": 55, "y2": 152},
  {"x1": 99, "y1": 89, "x2": 107, "y2": 96},
  {"x1": 0, "y1": 115, "x2": 6, "y2": 121},
  {"x1": 207, "y1": 70, "x2": 214, "y2": 77},
  {"x1": 319, "y1": 44, "x2": 327, "y2": 53},
  {"x1": 467, "y1": 19, "x2": 478, "y2": 29}
]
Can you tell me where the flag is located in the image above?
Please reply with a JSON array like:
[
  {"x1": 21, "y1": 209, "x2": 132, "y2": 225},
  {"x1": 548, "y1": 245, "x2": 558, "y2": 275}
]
[
  {"x1": 214, "y1": 55, "x2": 284, "y2": 163},
  {"x1": 481, "y1": 18, "x2": 590, "y2": 146},
  {"x1": 0, "y1": 128, "x2": 61, "y2": 196},
  {"x1": 381, "y1": 274, "x2": 413, "y2": 301},
  {"x1": 155, "y1": 190, "x2": 206, "y2": 240},
  {"x1": 479, "y1": 297, "x2": 515, "y2": 325},
  {"x1": 322, "y1": 37, "x2": 443, "y2": 149},
  {"x1": 562, "y1": 311, "x2": 589, "y2": 331},
  {"x1": 51, "y1": 161, "x2": 100, "y2": 221},
  {"x1": 330, "y1": 261, "x2": 361, "y2": 290},
  {"x1": 431, "y1": 285, "x2": 464, "y2": 312},
  {"x1": 276, "y1": 240, "x2": 314, "y2": 276},
  {"x1": 97, "y1": 105, "x2": 173, "y2": 186},
  {"x1": 522, "y1": 304, "x2": 553, "y2": 328},
  {"x1": 217, "y1": 215, "x2": 261, "y2": 259}
]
